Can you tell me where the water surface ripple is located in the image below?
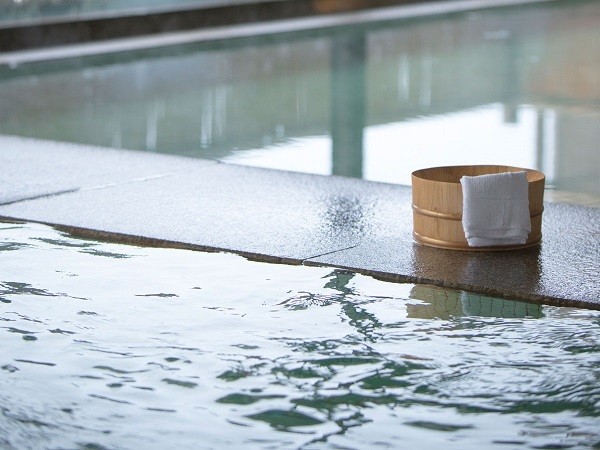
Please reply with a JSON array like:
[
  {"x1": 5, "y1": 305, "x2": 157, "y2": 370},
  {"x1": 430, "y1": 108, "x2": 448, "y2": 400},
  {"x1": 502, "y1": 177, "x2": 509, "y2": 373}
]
[{"x1": 1, "y1": 223, "x2": 599, "y2": 449}]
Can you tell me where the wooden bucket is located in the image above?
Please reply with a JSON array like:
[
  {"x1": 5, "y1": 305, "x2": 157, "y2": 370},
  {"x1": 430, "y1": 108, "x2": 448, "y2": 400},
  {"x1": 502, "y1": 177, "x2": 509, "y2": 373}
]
[{"x1": 411, "y1": 165, "x2": 545, "y2": 251}]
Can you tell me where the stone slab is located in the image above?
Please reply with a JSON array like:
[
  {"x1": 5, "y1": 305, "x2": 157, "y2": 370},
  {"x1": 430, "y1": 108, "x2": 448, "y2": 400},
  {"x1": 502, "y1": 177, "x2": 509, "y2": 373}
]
[
  {"x1": 0, "y1": 135, "x2": 598, "y2": 309},
  {"x1": 0, "y1": 135, "x2": 213, "y2": 204},
  {"x1": 306, "y1": 197, "x2": 600, "y2": 309},
  {"x1": 0, "y1": 153, "x2": 391, "y2": 261}
]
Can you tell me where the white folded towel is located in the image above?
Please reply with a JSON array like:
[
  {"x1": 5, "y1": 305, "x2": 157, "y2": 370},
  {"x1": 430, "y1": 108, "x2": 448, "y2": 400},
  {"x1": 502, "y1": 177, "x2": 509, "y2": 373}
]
[{"x1": 460, "y1": 171, "x2": 531, "y2": 247}]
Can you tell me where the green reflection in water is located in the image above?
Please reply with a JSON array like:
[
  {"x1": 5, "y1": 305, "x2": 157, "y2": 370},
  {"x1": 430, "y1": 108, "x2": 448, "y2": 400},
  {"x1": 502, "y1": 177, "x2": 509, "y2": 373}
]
[{"x1": 407, "y1": 284, "x2": 543, "y2": 320}]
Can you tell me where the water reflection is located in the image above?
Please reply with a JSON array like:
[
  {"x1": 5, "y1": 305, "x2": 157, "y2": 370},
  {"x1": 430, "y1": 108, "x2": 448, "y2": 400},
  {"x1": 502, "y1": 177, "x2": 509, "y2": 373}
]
[
  {"x1": 406, "y1": 285, "x2": 543, "y2": 320},
  {"x1": 331, "y1": 30, "x2": 365, "y2": 178},
  {"x1": 0, "y1": 0, "x2": 598, "y2": 199}
]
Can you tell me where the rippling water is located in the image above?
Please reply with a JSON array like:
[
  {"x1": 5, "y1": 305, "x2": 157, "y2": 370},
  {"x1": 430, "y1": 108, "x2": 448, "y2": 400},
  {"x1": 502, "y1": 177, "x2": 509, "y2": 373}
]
[{"x1": 1, "y1": 222, "x2": 599, "y2": 449}]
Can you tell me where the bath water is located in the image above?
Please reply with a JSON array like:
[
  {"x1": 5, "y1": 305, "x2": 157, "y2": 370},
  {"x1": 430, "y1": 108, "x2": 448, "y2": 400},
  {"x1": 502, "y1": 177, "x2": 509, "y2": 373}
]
[{"x1": 1, "y1": 222, "x2": 599, "y2": 449}]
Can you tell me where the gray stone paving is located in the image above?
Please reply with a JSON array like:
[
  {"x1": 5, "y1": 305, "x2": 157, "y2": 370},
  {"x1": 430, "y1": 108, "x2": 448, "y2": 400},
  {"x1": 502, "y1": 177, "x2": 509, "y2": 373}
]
[
  {"x1": 1, "y1": 135, "x2": 599, "y2": 309},
  {"x1": 0, "y1": 137, "x2": 211, "y2": 204}
]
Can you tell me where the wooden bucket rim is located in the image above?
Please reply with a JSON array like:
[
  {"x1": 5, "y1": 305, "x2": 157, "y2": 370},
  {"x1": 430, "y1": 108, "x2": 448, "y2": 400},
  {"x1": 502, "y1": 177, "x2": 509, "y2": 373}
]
[{"x1": 411, "y1": 165, "x2": 545, "y2": 185}]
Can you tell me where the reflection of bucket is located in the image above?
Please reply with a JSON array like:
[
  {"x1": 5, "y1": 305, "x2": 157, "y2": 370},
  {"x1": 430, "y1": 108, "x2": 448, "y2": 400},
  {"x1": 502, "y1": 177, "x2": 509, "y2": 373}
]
[
  {"x1": 407, "y1": 285, "x2": 544, "y2": 319},
  {"x1": 407, "y1": 285, "x2": 463, "y2": 320},
  {"x1": 460, "y1": 292, "x2": 543, "y2": 319},
  {"x1": 411, "y1": 165, "x2": 545, "y2": 251}
]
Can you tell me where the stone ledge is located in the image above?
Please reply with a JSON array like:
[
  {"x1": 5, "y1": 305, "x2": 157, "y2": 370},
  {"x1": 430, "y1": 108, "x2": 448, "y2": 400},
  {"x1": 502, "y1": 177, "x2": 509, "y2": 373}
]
[{"x1": 1, "y1": 135, "x2": 598, "y2": 310}]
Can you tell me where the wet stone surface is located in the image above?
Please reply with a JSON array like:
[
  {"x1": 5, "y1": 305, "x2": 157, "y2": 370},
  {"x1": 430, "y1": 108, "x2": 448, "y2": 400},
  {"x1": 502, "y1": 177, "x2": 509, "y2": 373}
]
[
  {"x1": 0, "y1": 157, "x2": 388, "y2": 261},
  {"x1": 0, "y1": 135, "x2": 213, "y2": 205},
  {"x1": 308, "y1": 201, "x2": 600, "y2": 308},
  {"x1": 0, "y1": 136, "x2": 598, "y2": 309}
]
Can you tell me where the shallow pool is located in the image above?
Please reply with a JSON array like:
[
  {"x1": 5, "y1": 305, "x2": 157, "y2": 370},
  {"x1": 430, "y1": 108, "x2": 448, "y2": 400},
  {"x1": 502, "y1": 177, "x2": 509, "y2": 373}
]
[
  {"x1": 1, "y1": 222, "x2": 599, "y2": 449},
  {"x1": 1, "y1": 0, "x2": 599, "y2": 203}
]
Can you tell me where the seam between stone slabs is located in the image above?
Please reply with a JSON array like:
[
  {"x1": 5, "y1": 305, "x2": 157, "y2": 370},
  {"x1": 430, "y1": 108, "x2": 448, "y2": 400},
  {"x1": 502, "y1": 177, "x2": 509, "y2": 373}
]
[
  {"x1": 300, "y1": 244, "x2": 360, "y2": 263},
  {"x1": 0, "y1": 167, "x2": 205, "y2": 207},
  {"x1": 0, "y1": 188, "x2": 80, "y2": 207},
  {"x1": 78, "y1": 169, "x2": 199, "y2": 192}
]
